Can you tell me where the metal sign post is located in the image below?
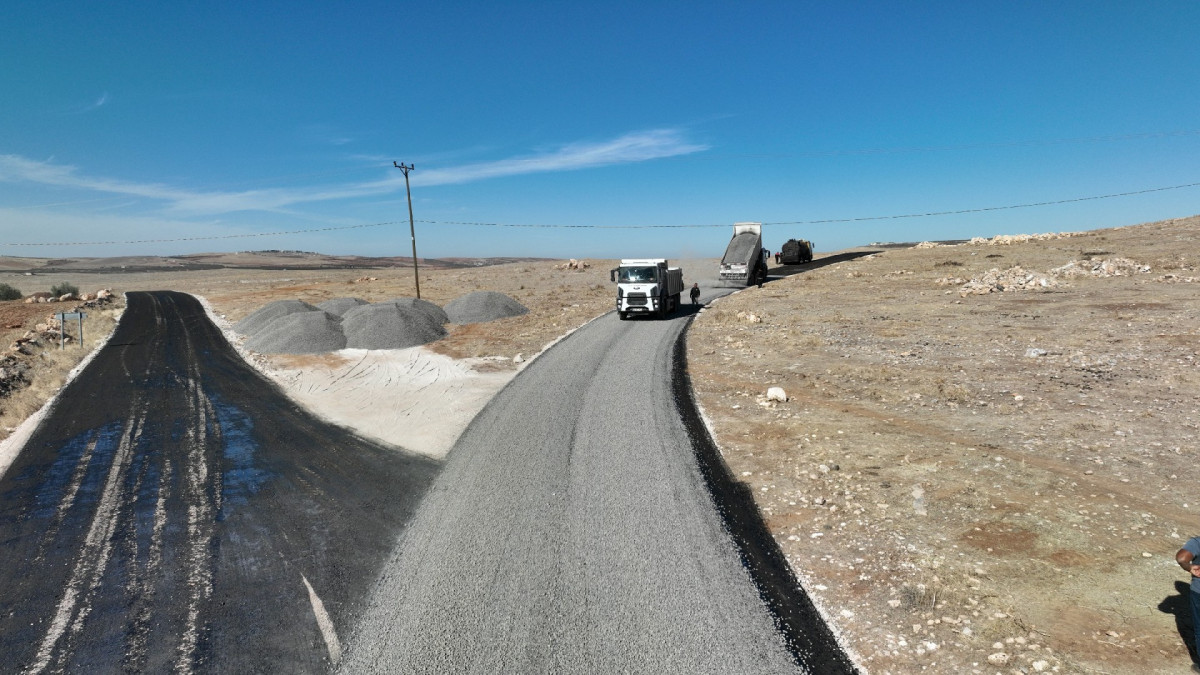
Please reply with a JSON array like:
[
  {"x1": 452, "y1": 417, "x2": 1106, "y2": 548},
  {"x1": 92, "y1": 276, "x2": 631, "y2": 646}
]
[{"x1": 54, "y1": 311, "x2": 86, "y2": 349}]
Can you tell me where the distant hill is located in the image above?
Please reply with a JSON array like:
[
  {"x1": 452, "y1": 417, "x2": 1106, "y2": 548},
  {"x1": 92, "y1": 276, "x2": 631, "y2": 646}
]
[{"x1": 0, "y1": 251, "x2": 553, "y2": 274}]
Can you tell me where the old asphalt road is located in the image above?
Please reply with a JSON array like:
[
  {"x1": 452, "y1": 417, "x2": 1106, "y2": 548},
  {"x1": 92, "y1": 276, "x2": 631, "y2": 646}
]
[
  {"x1": 342, "y1": 282, "x2": 855, "y2": 674},
  {"x1": 0, "y1": 291, "x2": 439, "y2": 673}
]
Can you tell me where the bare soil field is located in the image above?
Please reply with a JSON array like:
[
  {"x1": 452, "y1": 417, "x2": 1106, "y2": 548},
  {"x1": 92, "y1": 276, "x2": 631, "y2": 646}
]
[
  {"x1": 688, "y1": 215, "x2": 1200, "y2": 674},
  {"x1": 1, "y1": 218, "x2": 1197, "y2": 673}
]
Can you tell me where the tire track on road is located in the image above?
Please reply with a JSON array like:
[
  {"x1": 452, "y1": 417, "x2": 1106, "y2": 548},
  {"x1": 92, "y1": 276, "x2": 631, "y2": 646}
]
[
  {"x1": 0, "y1": 291, "x2": 439, "y2": 673},
  {"x1": 28, "y1": 396, "x2": 148, "y2": 674}
]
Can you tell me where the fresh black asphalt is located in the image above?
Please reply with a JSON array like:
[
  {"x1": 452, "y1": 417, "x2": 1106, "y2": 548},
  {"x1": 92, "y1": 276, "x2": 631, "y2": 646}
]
[
  {"x1": 0, "y1": 291, "x2": 438, "y2": 673},
  {"x1": 339, "y1": 282, "x2": 855, "y2": 673}
]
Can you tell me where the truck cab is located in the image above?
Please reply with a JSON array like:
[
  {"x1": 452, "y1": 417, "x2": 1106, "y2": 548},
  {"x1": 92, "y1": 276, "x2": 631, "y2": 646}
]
[{"x1": 611, "y1": 259, "x2": 684, "y2": 320}]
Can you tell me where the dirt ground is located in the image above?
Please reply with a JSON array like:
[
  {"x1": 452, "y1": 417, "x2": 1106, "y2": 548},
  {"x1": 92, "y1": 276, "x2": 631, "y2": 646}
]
[
  {"x1": 1, "y1": 219, "x2": 1198, "y2": 673},
  {"x1": 687, "y1": 215, "x2": 1200, "y2": 674}
]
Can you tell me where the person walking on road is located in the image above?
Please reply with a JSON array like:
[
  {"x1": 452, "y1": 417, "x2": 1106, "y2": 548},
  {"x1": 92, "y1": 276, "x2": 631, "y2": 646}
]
[
  {"x1": 689, "y1": 283, "x2": 701, "y2": 305},
  {"x1": 1177, "y1": 538, "x2": 1200, "y2": 669}
]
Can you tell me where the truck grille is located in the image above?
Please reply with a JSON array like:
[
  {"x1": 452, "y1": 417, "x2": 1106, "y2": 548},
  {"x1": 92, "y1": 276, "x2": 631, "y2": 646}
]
[{"x1": 626, "y1": 293, "x2": 647, "y2": 306}]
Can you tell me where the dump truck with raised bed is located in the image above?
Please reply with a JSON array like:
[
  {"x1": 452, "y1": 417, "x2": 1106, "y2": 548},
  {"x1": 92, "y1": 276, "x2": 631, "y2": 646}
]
[
  {"x1": 779, "y1": 238, "x2": 813, "y2": 264},
  {"x1": 610, "y1": 258, "x2": 684, "y2": 320},
  {"x1": 718, "y1": 222, "x2": 768, "y2": 287}
]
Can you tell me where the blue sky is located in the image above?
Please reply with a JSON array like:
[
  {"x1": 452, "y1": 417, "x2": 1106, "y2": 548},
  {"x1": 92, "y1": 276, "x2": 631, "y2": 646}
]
[{"x1": 2, "y1": 2, "x2": 1198, "y2": 260}]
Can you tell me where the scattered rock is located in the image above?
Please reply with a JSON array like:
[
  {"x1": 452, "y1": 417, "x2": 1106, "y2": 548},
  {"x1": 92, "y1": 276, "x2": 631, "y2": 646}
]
[
  {"x1": 554, "y1": 259, "x2": 591, "y2": 270},
  {"x1": 959, "y1": 266, "x2": 1058, "y2": 296},
  {"x1": 1050, "y1": 257, "x2": 1150, "y2": 278}
]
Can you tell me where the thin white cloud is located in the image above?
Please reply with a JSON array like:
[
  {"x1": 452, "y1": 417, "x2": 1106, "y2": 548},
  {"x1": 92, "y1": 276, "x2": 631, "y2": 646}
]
[
  {"x1": 0, "y1": 129, "x2": 707, "y2": 216},
  {"x1": 412, "y1": 129, "x2": 708, "y2": 186},
  {"x1": 64, "y1": 92, "x2": 110, "y2": 114}
]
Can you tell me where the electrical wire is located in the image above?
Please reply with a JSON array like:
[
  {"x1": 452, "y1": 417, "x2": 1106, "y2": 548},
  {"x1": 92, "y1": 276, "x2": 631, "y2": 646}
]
[{"x1": 2, "y1": 180, "x2": 1197, "y2": 246}]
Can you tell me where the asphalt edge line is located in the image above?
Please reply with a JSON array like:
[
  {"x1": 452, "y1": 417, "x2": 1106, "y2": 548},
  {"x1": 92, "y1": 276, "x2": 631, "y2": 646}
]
[
  {"x1": 0, "y1": 297, "x2": 126, "y2": 481},
  {"x1": 671, "y1": 312, "x2": 861, "y2": 675}
]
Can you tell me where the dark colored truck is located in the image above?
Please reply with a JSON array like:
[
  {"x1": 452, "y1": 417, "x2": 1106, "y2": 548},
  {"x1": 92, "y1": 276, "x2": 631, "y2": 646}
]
[{"x1": 778, "y1": 238, "x2": 813, "y2": 265}]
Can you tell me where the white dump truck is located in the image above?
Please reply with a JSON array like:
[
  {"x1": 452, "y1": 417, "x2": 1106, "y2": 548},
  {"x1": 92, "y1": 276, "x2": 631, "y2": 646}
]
[
  {"x1": 610, "y1": 258, "x2": 684, "y2": 320},
  {"x1": 718, "y1": 222, "x2": 768, "y2": 287}
]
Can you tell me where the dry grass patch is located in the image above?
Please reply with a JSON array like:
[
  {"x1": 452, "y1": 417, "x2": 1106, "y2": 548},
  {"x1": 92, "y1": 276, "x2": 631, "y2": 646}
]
[{"x1": 0, "y1": 303, "x2": 122, "y2": 441}]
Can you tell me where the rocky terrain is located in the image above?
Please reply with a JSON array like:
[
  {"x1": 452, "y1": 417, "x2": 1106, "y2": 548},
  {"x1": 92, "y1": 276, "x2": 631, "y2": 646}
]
[{"x1": 687, "y1": 215, "x2": 1200, "y2": 673}]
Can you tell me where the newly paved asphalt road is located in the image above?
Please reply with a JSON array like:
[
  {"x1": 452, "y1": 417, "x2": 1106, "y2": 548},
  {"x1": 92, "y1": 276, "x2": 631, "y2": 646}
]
[
  {"x1": 0, "y1": 291, "x2": 438, "y2": 673},
  {"x1": 0, "y1": 282, "x2": 853, "y2": 674},
  {"x1": 341, "y1": 283, "x2": 851, "y2": 673}
]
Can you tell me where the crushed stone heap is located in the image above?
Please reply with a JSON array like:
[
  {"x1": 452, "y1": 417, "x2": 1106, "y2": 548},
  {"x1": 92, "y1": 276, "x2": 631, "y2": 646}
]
[
  {"x1": 244, "y1": 311, "x2": 346, "y2": 354},
  {"x1": 316, "y1": 297, "x2": 369, "y2": 317},
  {"x1": 341, "y1": 302, "x2": 447, "y2": 350},
  {"x1": 235, "y1": 299, "x2": 320, "y2": 337},
  {"x1": 444, "y1": 291, "x2": 528, "y2": 324},
  {"x1": 385, "y1": 297, "x2": 449, "y2": 326}
]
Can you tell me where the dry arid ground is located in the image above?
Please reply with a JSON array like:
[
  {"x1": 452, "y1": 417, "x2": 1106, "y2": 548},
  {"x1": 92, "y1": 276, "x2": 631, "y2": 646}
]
[
  {"x1": 0, "y1": 296, "x2": 122, "y2": 440},
  {"x1": 1, "y1": 220, "x2": 1198, "y2": 673},
  {"x1": 688, "y1": 216, "x2": 1200, "y2": 674}
]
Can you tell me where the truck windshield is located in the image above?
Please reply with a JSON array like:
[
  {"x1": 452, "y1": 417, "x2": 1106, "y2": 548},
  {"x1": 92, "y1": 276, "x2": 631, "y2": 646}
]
[{"x1": 618, "y1": 266, "x2": 659, "y2": 283}]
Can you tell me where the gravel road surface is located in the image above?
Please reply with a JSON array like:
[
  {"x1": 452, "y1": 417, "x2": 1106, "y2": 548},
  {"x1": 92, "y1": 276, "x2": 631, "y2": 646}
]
[
  {"x1": 0, "y1": 291, "x2": 439, "y2": 673},
  {"x1": 341, "y1": 283, "x2": 844, "y2": 673}
]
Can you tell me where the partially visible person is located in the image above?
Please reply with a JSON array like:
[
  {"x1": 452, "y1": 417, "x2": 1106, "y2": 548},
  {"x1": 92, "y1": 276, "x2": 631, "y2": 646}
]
[{"x1": 1176, "y1": 537, "x2": 1200, "y2": 670}]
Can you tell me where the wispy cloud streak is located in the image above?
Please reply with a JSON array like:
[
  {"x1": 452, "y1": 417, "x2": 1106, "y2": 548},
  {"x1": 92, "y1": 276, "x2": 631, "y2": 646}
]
[{"x1": 0, "y1": 129, "x2": 706, "y2": 216}]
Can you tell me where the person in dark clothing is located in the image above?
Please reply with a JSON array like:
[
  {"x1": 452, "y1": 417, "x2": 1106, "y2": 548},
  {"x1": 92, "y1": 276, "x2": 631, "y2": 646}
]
[
  {"x1": 1177, "y1": 539, "x2": 1200, "y2": 669},
  {"x1": 689, "y1": 283, "x2": 701, "y2": 305}
]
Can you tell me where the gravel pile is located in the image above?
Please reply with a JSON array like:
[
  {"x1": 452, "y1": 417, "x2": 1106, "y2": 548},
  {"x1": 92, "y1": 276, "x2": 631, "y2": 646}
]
[
  {"x1": 235, "y1": 299, "x2": 319, "y2": 336},
  {"x1": 444, "y1": 291, "x2": 528, "y2": 324},
  {"x1": 342, "y1": 302, "x2": 447, "y2": 350},
  {"x1": 244, "y1": 310, "x2": 346, "y2": 354},
  {"x1": 316, "y1": 297, "x2": 369, "y2": 317},
  {"x1": 236, "y1": 295, "x2": 456, "y2": 354},
  {"x1": 386, "y1": 297, "x2": 449, "y2": 326}
]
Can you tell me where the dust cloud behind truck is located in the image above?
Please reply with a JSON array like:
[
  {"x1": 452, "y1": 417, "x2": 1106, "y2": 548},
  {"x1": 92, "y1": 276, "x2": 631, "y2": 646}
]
[
  {"x1": 610, "y1": 259, "x2": 685, "y2": 320},
  {"x1": 718, "y1": 222, "x2": 768, "y2": 287}
]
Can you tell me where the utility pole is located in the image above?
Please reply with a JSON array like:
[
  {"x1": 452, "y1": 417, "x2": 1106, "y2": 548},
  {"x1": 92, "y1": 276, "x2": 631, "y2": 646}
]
[{"x1": 394, "y1": 161, "x2": 420, "y2": 299}]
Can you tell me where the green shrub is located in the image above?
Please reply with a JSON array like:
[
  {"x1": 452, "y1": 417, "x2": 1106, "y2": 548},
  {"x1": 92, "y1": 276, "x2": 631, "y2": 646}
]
[
  {"x1": 0, "y1": 283, "x2": 21, "y2": 301},
  {"x1": 50, "y1": 282, "x2": 79, "y2": 297}
]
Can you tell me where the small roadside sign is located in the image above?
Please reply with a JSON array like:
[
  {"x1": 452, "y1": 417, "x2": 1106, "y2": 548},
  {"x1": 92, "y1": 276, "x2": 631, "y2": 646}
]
[{"x1": 54, "y1": 311, "x2": 87, "y2": 349}]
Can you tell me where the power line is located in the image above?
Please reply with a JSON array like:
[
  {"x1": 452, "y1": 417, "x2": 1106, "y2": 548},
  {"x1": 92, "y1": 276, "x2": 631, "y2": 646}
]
[
  {"x1": 763, "y1": 180, "x2": 1200, "y2": 225},
  {"x1": 2, "y1": 180, "x2": 1197, "y2": 247},
  {"x1": 0, "y1": 221, "x2": 400, "y2": 247}
]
